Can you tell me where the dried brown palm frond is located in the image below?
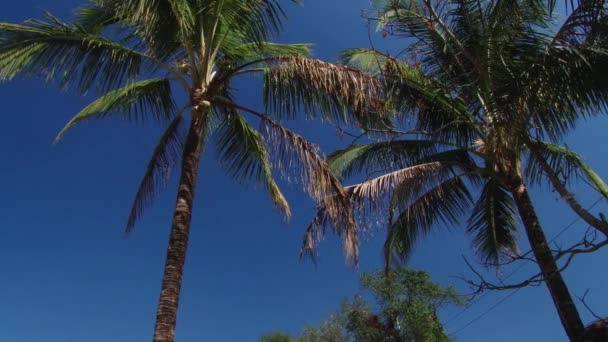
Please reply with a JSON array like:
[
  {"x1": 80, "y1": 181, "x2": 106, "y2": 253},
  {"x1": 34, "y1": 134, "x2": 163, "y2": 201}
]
[
  {"x1": 264, "y1": 56, "x2": 387, "y2": 127},
  {"x1": 259, "y1": 117, "x2": 358, "y2": 262}
]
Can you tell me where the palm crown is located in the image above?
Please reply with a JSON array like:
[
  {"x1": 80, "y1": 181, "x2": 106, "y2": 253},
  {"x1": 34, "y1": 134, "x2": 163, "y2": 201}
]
[
  {"x1": 0, "y1": 0, "x2": 380, "y2": 340},
  {"x1": 308, "y1": 0, "x2": 608, "y2": 266},
  {"x1": 304, "y1": 1, "x2": 608, "y2": 340}
]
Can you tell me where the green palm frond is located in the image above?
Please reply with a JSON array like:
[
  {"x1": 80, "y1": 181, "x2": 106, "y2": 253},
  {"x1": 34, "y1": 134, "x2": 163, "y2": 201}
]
[
  {"x1": 0, "y1": 15, "x2": 154, "y2": 93},
  {"x1": 109, "y1": 0, "x2": 187, "y2": 49},
  {"x1": 73, "y1": 1, "x2": 120, "y2": 33},
  {"x1": 382, "y1": 61, "x2": 477, "y2": 145},
  {"x1": 263, "y1": 56, "x2": 383, "y2": 126},
  {"x1": 341, "y1": 46, "x2": 478, "y2": 145},
  {"x1": 552, "y1": 0, "x2": 607, "y2": 47},
  {"x1": 327, "y1": 140, "x2": 439, "y2": 180},
  {"x1": 54, "y1": 78, "x2": 175, "y2": 142},
  {"x1": 259, "y1": 118, "x2": 357, "y2": 261},
  {"x1": 221, "y1": 42, "x2": 312, "y2": 66},
  {"x1": 385, "y1": 176, "x2": 473, "y2": 265},
  {"x1": 466, "y1": 180, "x2": 519, "y2": 264},
  {"x1": 339, "y1": 48, "x2": 395, "y2": 74},
  {"x1": 126, "y1": 114, "x2": 185, "y2": 233},
  {"x1": 219, "y1": 0, "x2": 288, "y2": 44},
  {"x1": 526, "y1": 140, "x2": 608, "y2": 199},
  {"x1": 215, "y1": 111, "x2": 290, "y2": 219}
]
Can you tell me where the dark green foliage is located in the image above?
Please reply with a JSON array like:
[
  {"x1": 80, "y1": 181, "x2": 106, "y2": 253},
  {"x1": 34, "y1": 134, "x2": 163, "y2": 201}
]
[
  {"x1": 307, "y1": 0, "x2": 608, "y2": 266},
  {"x1": 261, "y1": 267, "x2": 464, "y2": 342}
]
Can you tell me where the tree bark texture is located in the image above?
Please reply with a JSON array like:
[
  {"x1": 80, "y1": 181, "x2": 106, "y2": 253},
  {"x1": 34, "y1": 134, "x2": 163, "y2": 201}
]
[
  {"x1": 153, "y1": 113, "x2": 206, "y2": 342},
  {"x1": 511, "y1": 181, "x2": 585, "y2": 342}
]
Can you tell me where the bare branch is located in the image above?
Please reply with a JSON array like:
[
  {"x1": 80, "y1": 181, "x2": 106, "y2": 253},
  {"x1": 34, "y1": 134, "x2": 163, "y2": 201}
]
[{"x1": 576, "y1": 289, "x2": 605, "y2": 321}]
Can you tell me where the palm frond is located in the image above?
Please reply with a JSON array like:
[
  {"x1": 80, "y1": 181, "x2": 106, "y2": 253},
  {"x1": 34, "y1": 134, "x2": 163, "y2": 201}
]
[
  {"x1": 552, "y1": 0, "x2": 607, "y2": 48},
  {"x1": 73, "y1": 0, "x2": 120, "y2": 33},
  {"x1": 466, "y1": 180, "x2": 519, "y2": 264},
  {"x1": 526, "y1": 140, "x2": 608, "y2": 199},
  {"x1": 385, "y1": 176, "x2": 473, "y2": 266},
  {"x1": 381, "y1": 58, "x2": 478, "y2": 145},
  {"x1": 259, "y1": 118, "x2": 357, "y2": 262},
  {"x1": 263, "y1": 56, "x2": 384, "y2": 127},
  {"x1": 126, "y1": 114, "x2": 185, "y2": 233},
  {"x1": 54, "y1": 78, "x2": 175, "y2": 142},
  {"x1": 110, "y1": 0, "x2": 188, "y2": 50},
  {"x1": 339, "y1": 48, "x2": 395, "y2": 74},
  {"x1": 345, "y1": 147, "x2": 479, "y2": 226},
  {"x1": 215, "y1": 110, "x2": 290, "y2": 219},
  {"x1": 0, "y1": 15, "x2": 152, "y2": 93},
  {"x1": 327, "y1": 140, "x2": 439, "y2": 180},
  {"x1": 216, "y1": 0, "x2": 290, "y2": 44},
  {"x1": 220, "y1": 42, "x2": 311, "y2": 66}
]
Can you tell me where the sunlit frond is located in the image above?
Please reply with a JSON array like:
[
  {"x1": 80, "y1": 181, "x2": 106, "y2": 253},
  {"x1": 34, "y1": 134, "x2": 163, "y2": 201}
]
[
  {"x1": 385, "y1": 176, "x2": 473, "y2": 265},
  {"x1": 339, "y1": 48, "x2": 395, "y2": 74},
  {"x1": 259, "y1": 118, "x2": 357, "y2": 262},
  {"x1": 220, "y1": 42, "x2": 311, "y2": 66},
  {"x1": 264, "y1": 56, "x2": 384, "y2": 126},
  {"x1": 215, "y1": 110, "x2": 290, "y2": 219},
  {"x1": 345, "y1": 148, "x2": 478, "y2": 225},
  {"x1": 0, "y1": 15, "x2": 152, "y2": 93},
  {"x1": 526, "y1": 140, "x2": 608, "y2": 199},
  {"x1": 126, "y1": 114, "x2": 186, "y2": 233},
  {"x1": 54, "y1": 78, "x2": 175, "y2": 142},
  {"x1": 327, "y1": 140, "x2": 439, "y2": 180},
  {"x1": 466, "y1": 180, "x2": 519, "y2": 264}
]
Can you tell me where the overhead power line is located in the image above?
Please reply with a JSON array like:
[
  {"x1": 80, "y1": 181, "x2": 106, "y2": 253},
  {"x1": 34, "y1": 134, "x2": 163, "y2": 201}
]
[{"x1": 446, "y1": 197, "x2": 605, "y2": 336}]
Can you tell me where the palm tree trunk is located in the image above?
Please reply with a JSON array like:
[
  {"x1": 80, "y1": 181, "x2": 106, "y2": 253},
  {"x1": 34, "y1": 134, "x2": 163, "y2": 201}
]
[
  {"x1": 153, "y1": 112, "x2": 206, "y2": 342},
  {"x1": 511, "y1": 181, "x2": 585, "y2": 342}
]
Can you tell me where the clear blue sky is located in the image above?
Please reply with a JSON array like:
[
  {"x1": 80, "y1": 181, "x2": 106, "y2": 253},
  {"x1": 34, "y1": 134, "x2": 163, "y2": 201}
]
[{"x1": 1, "y1": 1, "x2": 606, "y2": 341}]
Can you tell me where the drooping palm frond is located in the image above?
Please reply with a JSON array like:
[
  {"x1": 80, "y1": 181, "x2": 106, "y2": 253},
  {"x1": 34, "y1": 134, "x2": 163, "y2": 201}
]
[
  {"x1": 263, "y1": 56, "x2": 384, "y2": 126},
  {"x1": 385, "y1": 176, "x2": 474, "y2": 266},
  {"x1": 466, "y1": 179, "x2": 519, "y2": 264},
  {"x1": 526, "y1": 140, "x2": 608, "y2": 199},
  {"x1": 505, "y1": 1, "x2": 608, "y2": 141},
  {"x1": 215, "y1": 110, "x2": 290, "y2": 219},
  {"x1": 126, "y1": 114, "x2": 186, "y2": 233},
  {"x1": 259, "y1": 118, "x2": 357, "y2": 261},
  {"x1": 340, "y1": 47, "x2": 477, "y2": 134},
  {"x1": 552, "y1": 0, "x2": 607, "y2": 47},
  {"x1": 525, "y1": 140, "x2": 608, "y2": 235},
  {"x1": 327, "y1": 140, "x2": 439, "y2": 180},
  {"x1": 374, "y1": 0, "x2": 479, "y2": 84},
  {"x1": 0, "y1": 15, "x2": 157, "y2": 93},
  {"x1": 306, "y1": 145, "x2": 480, "y2": 263},
  {"x1": 54, "y1": 78, "x2": 175, "y2": 142},
  {"x1": 344, "y1": 148, "x2": 479, "y2": 226}
]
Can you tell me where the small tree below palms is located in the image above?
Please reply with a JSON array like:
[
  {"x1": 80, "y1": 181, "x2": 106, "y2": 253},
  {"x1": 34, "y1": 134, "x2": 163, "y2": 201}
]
[{"x1": 262, "y1": 267, "x2": 464, "y2": 342}]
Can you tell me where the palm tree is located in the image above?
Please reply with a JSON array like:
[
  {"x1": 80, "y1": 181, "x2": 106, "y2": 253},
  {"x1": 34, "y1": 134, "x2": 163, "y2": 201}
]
[
  {"x1": 0, "y1": 1, "x2": 373, "y2": 340},
  {"x1": 303, "y1": 1, "x2": 608, "y2": 341}
]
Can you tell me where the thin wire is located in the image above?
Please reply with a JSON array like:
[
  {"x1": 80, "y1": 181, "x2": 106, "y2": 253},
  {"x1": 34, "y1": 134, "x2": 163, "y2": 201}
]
[
  {"x1": 445, "y1": 196, "x2": 605, "y2": 335},
  {"x1": 450, "y1": 288, "x2": 522, "y2": 336}
]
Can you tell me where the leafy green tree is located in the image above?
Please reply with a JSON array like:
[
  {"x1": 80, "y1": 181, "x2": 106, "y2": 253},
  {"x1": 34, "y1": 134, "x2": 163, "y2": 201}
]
[
  {"x1": 0, "y1": 1, "x2": 374, "y2": 340},
  {"x1": 260, "y1": 332, "x2": 295, "y2": 342},
  {"x1": 304, "y1": 1, "x2": 608, "y2": 340},
  {"x1": 262, "y1": 268, "x2": 462, "y2": 342}
]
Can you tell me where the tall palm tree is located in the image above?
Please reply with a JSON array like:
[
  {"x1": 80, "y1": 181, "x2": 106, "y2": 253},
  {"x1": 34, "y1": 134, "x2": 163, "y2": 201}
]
[
  {"x1": 0, "y1": 1, "x2": 373, "y2": 340},
  {"x1": 303, "y1": 1, "x2": 608, "y2": 341}
]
